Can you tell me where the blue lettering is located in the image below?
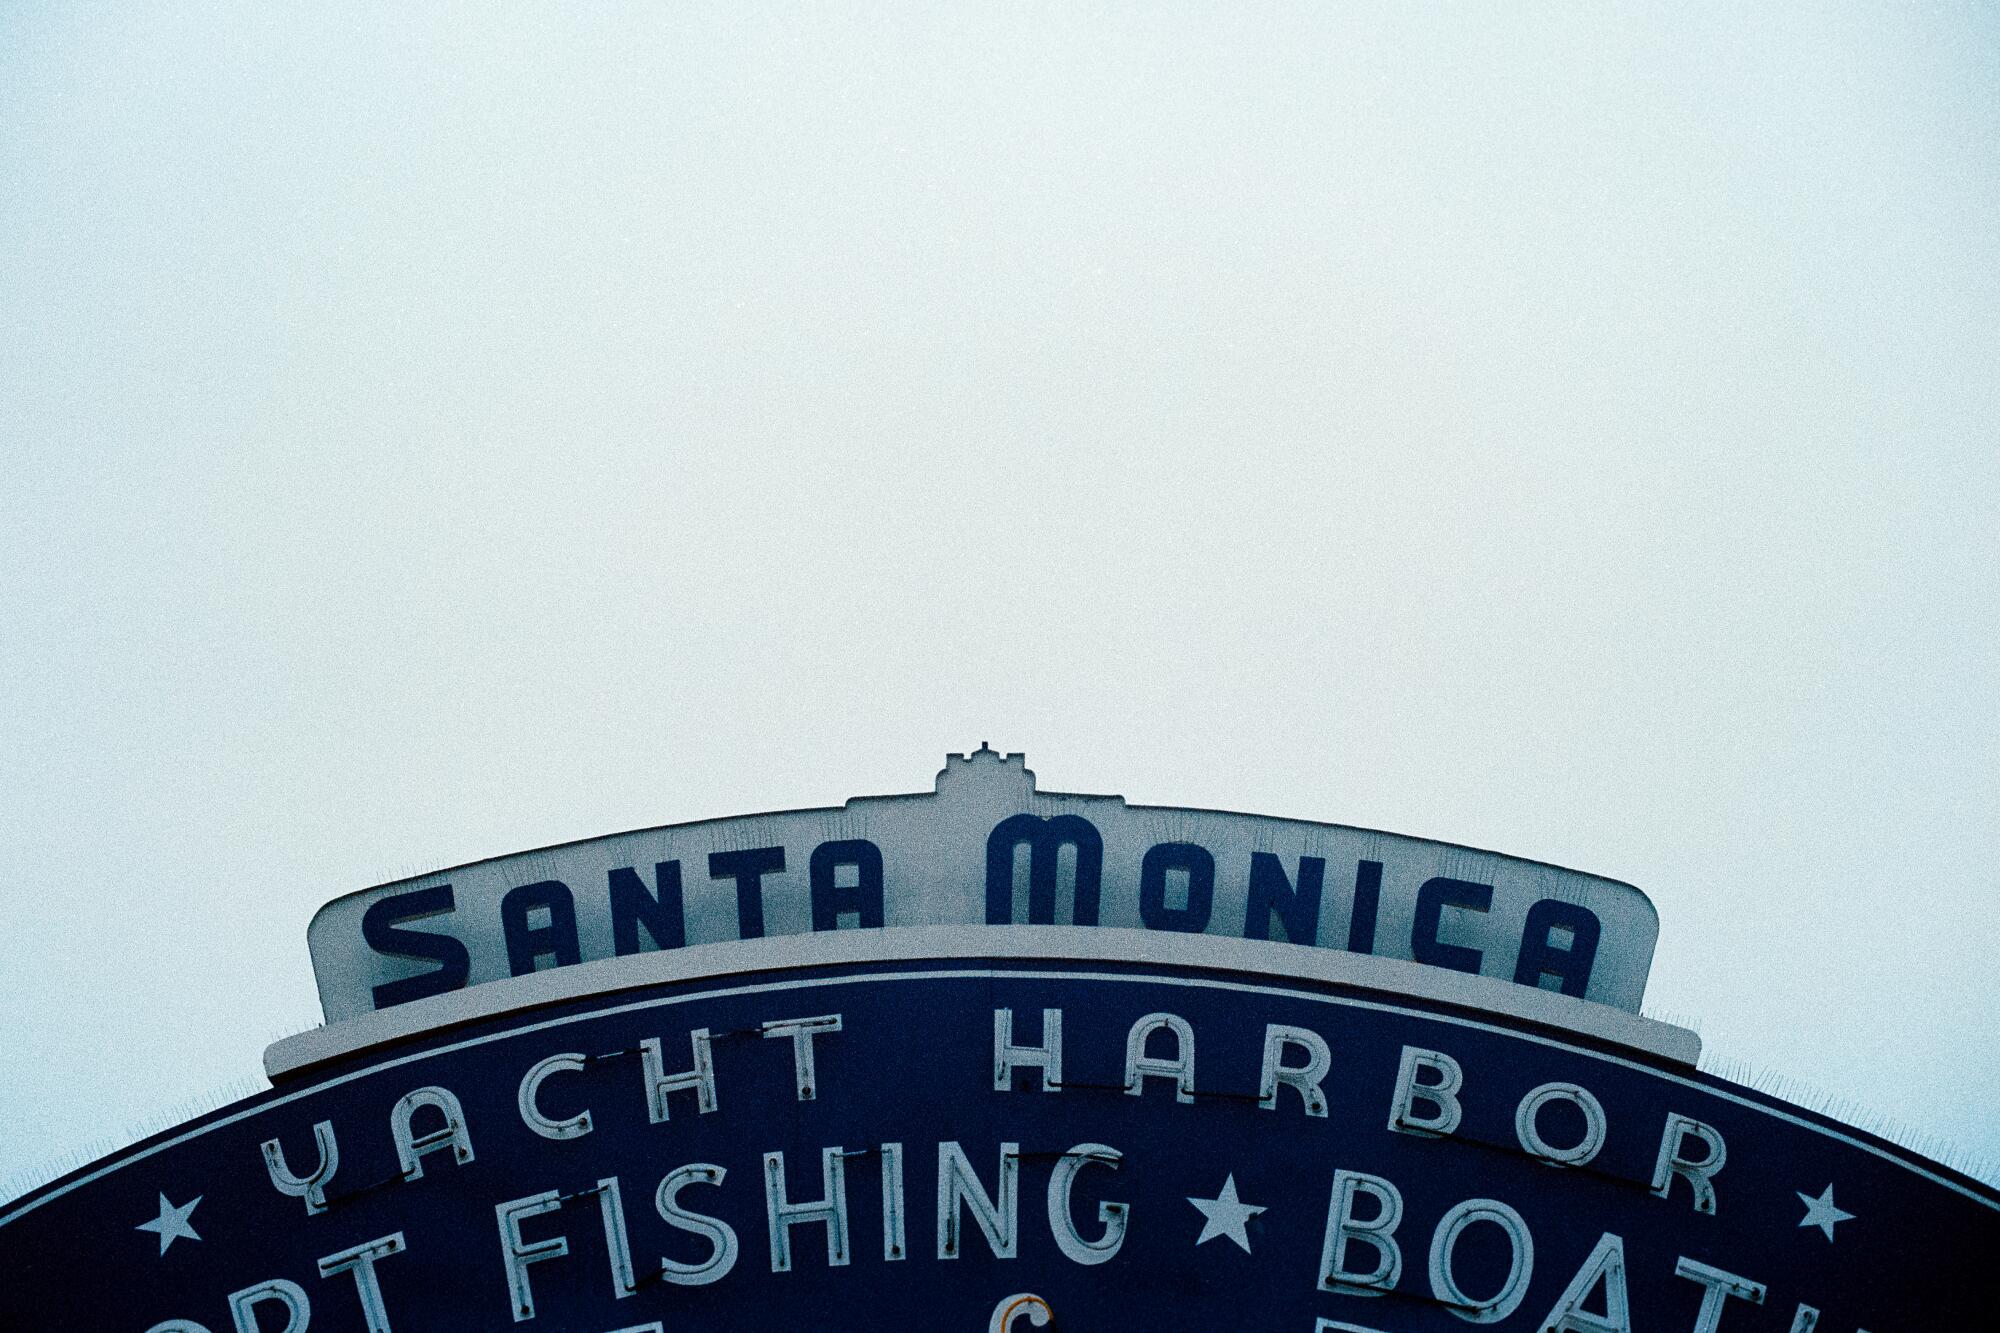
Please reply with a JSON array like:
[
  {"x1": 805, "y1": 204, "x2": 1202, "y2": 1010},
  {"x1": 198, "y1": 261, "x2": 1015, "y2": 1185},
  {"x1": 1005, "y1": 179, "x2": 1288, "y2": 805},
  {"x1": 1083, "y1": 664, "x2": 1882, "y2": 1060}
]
[
  {"x1": 1242, "y1": 852, "x2": 1323, "y2": 944},
  {"x1": 1140, "y1": 842, "x2": 1215, "y2": 933},
  {"x1": 502, "y1": 880, "x2": 581, "y2": 975},
  {"x1": 983, "y1": 814, "x2": 1103, "y2": 925},
  {"x1": 1411, "y1": 876, "x2": 1491, "y2": 974},
  {"x1": 709, "y1": 846, "x2": 785, "y2": 939},
  {"x1": 809, "y1": 839, "x2": 884, "y2": 930},
  {"x1": 1513, "y1": 899, "x2": 1602, "y2": 996},
  {"x1": 610, "y1": 861, "x2": 685, "y2": 955},
  {"x1": 1346, "y1": 859, "x2": 1383, "y2": 954},
  {"x1": 362, "y1": 884, "x2": 471, "y2": 1009}
]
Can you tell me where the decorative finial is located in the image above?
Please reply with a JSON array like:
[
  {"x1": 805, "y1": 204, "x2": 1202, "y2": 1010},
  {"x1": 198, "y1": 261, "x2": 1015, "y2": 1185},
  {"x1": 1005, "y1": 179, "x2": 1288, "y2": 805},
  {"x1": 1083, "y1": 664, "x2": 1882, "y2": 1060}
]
[{"x1": 933, "y1": 745, "x2": 1035, "y2": 795}]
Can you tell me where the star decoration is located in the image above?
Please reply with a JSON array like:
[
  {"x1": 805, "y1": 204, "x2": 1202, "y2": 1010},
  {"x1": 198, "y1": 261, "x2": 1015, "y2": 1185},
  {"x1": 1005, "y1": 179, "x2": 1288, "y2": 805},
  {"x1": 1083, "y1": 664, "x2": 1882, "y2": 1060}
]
[
  {"x1": 137, "y1": 1193, "x2": 203, "y2": 1255},
  {"x1": 1796, "y1": 1184, "x2": 1853, "y2": 1242},
  {"x1": 1187, "y1": 1174, "x2": 1265, "y2": 1253},
  {"x1": 136, "y1": 1184, "x2": 204, "y2": 1248}
]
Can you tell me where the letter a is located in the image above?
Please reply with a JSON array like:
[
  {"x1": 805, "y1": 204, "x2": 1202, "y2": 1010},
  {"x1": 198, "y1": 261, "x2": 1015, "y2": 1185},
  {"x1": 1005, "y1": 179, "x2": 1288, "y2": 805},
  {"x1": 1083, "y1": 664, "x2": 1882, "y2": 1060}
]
[{"x1": 1537, "y1": 1232, "x2": 1631, "y2": 1333}]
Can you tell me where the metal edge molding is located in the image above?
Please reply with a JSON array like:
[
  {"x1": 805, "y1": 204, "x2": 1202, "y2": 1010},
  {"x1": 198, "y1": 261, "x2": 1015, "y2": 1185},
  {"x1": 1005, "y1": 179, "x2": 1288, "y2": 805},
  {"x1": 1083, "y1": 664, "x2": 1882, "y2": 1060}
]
[{"x1": 266, "y1": 925, "x2": 1700, "y2": 1079}]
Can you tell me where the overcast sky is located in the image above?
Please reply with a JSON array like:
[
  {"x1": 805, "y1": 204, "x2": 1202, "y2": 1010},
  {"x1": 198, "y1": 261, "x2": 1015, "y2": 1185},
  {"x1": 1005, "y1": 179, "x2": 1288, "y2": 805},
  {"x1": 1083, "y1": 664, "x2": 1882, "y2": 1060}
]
[{"x1": 3, "y1": 2, "x2": 1995, "y2": 1196}]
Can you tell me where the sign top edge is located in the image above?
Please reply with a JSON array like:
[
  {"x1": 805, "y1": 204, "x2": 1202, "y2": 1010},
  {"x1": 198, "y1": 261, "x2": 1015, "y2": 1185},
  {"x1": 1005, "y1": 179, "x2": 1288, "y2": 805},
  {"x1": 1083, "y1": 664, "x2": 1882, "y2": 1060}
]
[{"x1": 307, "y1": 756, "x2": 1656, "y2": 932}]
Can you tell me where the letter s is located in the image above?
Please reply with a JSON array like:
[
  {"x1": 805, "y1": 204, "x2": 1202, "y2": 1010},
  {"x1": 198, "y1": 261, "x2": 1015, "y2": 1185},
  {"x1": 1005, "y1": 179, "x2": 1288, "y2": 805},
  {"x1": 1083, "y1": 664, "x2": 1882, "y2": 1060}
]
[{"x1": 362, "y1": 884, "x2": 471, "y2": 1009}]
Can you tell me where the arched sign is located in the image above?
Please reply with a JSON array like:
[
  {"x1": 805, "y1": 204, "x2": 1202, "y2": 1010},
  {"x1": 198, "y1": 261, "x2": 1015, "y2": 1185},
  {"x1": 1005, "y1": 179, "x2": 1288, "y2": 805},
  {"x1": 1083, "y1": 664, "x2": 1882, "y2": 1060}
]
[
  {"x1": 307, "y1": 749, "x2": 1660, "y2": 1021},
  {"x1": 3, "y1": 930, "x2": 1989, "y2": 1330}
]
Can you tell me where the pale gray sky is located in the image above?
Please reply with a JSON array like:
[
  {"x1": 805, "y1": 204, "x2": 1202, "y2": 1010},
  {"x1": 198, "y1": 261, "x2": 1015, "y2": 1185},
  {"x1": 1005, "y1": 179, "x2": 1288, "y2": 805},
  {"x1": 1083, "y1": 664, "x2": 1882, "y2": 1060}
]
[{"x1": 3, "y1": 2, "x2": 1996, "y2": 1194}]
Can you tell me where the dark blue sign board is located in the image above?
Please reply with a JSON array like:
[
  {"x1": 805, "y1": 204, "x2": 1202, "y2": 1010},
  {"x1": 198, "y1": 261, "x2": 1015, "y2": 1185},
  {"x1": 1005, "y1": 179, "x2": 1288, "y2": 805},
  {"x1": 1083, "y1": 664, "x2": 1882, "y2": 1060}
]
[{"x1": 3, "y1": 956, "x2": 1991, "y2": 1330}]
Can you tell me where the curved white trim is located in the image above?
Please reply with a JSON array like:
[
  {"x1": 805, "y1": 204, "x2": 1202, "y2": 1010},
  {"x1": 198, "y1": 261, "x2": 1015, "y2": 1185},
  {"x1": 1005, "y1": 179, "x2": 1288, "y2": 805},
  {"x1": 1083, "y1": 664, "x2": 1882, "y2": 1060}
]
[
  {"x1": 15, "y1": 955, "x2": 1996, "y2": 1238},
  {"x1": 266, "y1": 926, "x2": 1698, "y2": 1079}
]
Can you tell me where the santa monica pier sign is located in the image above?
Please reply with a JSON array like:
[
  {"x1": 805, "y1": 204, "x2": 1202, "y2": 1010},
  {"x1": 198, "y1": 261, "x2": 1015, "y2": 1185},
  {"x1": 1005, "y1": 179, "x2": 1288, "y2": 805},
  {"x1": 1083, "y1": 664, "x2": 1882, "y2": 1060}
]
[
  {"x1": 307, "y1": 747, "x2": 1659, "y2": 1021},
  {"x1": 1, "y1": 751, "x2": 1993, "y2": 1330}
]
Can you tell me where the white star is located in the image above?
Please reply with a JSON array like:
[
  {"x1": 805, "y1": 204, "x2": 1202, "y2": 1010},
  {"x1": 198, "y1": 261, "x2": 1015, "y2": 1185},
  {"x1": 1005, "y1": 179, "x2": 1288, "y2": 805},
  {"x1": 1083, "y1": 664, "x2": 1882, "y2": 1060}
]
[
  {"x1": 137, "y1": 1193, "x2": 203, "y2": 1255},
  {"x1": 1187, "y1": 1174, "x2": 1265, "y2": 1253},
  {"x1": 1795, "y1": 1184, "x2": 1853, "y2": 1242}
]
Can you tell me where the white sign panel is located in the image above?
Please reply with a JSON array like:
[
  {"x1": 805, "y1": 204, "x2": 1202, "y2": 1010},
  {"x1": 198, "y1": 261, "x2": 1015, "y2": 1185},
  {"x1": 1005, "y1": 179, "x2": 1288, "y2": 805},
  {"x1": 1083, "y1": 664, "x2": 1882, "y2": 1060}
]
[{"x1": 307, "y1": 749, "x2": 1659, "y2": 1021}]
